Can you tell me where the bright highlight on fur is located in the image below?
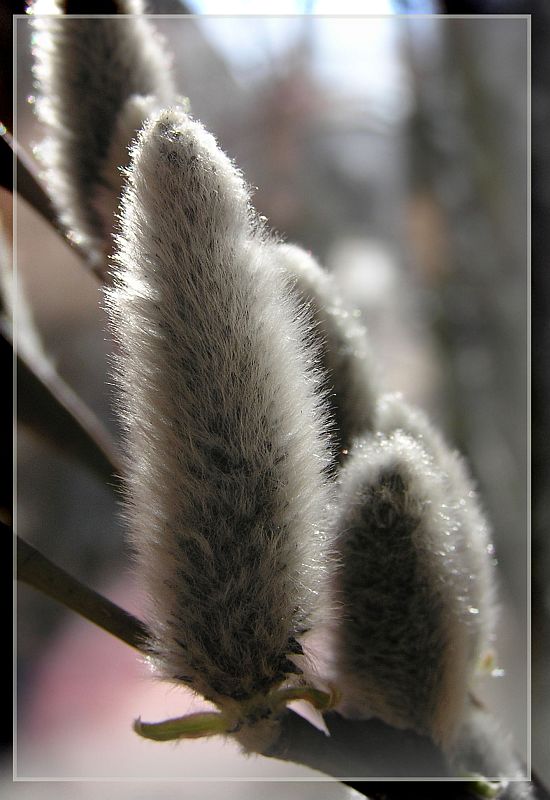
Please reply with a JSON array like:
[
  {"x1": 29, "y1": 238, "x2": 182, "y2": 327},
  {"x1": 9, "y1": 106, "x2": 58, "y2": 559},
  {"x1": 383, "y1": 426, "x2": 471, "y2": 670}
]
[
  {"x1": 106, "y1": 108, "x2": 334, "y2": 749},
  {"x1": 31, "y1": 0, "x2": 176, "y2": 269},
  {"x1": 330, "y1": 393, "x2": 497, "y2": 750}
]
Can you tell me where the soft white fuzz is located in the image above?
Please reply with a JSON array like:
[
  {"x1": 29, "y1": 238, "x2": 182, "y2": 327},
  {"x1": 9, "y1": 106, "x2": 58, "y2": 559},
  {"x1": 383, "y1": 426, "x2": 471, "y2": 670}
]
[
  {"x1": 31, "y1": 0, "x2": 176, "y2": 266},
  {"x1": 330, "y1": 397, "x2": 496, "y2": 749},
  {"x1": 269, "y1": 243, "x2": 377, "y2": 464},
  {"x1": 106, "y1": 108, "x2": 333, "y2": 713}
]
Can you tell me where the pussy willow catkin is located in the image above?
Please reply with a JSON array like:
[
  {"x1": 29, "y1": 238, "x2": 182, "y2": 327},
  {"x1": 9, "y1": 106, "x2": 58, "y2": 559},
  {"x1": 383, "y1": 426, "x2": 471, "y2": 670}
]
[
  {"x1": 375, "y1": 392, "x2": 497, "y2": 655},
  {"x1": 106, "y1": 108, "x2": 334, "y2": 747},
  {"x1": 330, "y1": 395, "x2": 496, "y2": 749},
  {"x1": 31, "y1": 0, "x2": 176, "y2": 267},
  {"x1": 270, "y1": 243, "x2": 378, "y2": 464}
]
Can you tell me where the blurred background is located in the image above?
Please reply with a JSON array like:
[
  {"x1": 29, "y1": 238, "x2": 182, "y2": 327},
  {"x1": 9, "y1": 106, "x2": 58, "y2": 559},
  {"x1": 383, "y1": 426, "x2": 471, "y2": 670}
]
[{"x1": 7, "y1": 1, "x2": 542, "y2": 794}]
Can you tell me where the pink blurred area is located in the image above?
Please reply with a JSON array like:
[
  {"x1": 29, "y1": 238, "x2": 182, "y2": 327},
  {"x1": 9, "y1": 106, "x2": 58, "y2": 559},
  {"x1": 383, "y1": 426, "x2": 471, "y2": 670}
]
[{"x1": 17, "y1": 575, "x2": 335, "y2": 783}]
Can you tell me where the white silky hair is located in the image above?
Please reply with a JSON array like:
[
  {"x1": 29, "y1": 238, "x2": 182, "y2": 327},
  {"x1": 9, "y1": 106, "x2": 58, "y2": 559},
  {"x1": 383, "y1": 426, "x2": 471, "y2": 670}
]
[
  {"x1": 106, "y1": 108, "x2": 334, "y2": 715},
  {"x1": 329, "y1": 399, "x2": 497, "y2": 750},
  {"x1": 31, "y1": 0, "x2": 176, "y2": 267},
  {"x1": 268, "y1": 243, "x2": 378, "y2": 464}
]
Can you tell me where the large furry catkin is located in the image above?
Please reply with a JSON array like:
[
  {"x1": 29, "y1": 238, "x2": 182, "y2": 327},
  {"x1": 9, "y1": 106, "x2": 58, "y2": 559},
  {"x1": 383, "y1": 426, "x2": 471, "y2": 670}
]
[
  {"x1": 270, "y1": 243, "x2": 377, "y2": 464},
  {"x1": 31, "y1": 0, "x2": 176, "y2": 267},
  {"x1": 330, "y1": 397, "x2": 496, "y2": 749},
  {"x1": 107, "y1": 109, "x2": 333, "y2": 726}
]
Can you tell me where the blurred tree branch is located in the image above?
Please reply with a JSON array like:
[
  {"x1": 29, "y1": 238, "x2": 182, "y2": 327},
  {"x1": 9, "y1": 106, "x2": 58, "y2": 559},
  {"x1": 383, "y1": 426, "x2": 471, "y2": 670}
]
[
  {"x1": 1, "y1": 132, "x2": 102, "y2": 275},
  {"x1": 2, "y1": 317, "x2": 122, "y2": 489},
  {"x1": 0, "y1": 1, "x2": 26, "y2": 134}
]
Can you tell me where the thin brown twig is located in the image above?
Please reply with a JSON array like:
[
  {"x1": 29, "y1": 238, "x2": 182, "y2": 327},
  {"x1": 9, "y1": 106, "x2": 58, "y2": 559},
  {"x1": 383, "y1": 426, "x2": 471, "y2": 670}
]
[
  {"x1": 17, "y1": 344, "x2": 123, "y2": 488},
  {"x1": 2, "y1": 318, "x2": 123, "y2": 489},
  {"x1": 17, "y1": 535, "x2": 149, "y2": 652}
]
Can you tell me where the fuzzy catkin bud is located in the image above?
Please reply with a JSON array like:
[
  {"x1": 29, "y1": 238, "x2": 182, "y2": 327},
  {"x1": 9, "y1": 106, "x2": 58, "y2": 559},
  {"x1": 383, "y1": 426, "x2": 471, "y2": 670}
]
[
  {"x1": 31, "y1": 0, "x2": 176, "y2": 267},
  {"x1": 374, "y1": 392, "x2": 497, "y2": 650},
  {"x1": 270, "y1": 243, "x2": 377, "y2": 464},
  {"x1": 106, "y1": 109, "x2": 333, "y2": 726},
  {"x1": 330, "y1": 406, "x2": 496, "y2": 749}
]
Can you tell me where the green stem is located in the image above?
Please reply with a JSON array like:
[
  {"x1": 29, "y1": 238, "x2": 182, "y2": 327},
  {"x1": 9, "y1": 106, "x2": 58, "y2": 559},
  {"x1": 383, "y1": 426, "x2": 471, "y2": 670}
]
[{"x1": 134, "y1": 711, "x2": 232, "y2": 742}]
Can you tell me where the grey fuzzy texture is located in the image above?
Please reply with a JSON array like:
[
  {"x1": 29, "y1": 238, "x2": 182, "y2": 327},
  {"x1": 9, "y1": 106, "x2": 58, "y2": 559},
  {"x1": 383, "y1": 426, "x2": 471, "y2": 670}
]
[
  {"x1": 106, "y1": 108, "x2": 334, "y2": 711},
  {"x1": 270, "y1": 243, "x2": 378, "y2": 466},
  {"x1": 32, "y1": 0, "x2": 175, "y2": 266},
  {"x1": 330, "y1": 404, "x2": 496, "y2": 749}
]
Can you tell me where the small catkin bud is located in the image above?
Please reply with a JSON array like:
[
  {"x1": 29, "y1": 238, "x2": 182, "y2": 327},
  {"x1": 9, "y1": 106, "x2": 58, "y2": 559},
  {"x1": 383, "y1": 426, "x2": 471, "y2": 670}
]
[
  {"x1": 330, "y1": 414, "x2": 496, "y2": 749},
  {"x1": 106, "y1": 108, "x2": 333, "y2": 749},
  {"x1": 374, "y1": 392, "x2": 498, "y2": 656},
  {"x1": 31, "y1": 0, "x2": 176, "y2": 267},
  {"x1": 270, "y1": 243, "x2": 378, "y2": 464}
]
